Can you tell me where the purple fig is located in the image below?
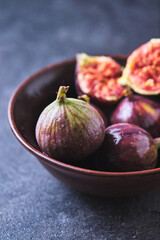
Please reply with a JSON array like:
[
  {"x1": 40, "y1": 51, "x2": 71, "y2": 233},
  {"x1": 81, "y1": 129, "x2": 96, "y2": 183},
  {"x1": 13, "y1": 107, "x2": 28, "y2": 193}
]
[
  {"x1": 78, "y1": 94, "x2": 108, "y2": 127},
  {"x1": 35, "y1": 86, "x2": 106, "y2": 162},
  {"x1": 97, "y1": 123, "x2": 160, "y2": 172},
  {"x1": 111, "y1": 95, "x2": 160, "y2": 138}
]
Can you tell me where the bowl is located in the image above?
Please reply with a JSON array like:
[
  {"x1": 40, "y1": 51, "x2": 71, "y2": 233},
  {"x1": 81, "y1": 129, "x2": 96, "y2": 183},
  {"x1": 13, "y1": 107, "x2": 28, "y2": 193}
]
[{"x1": 8, "y1": 55, "x2": 160, "y2": 197}]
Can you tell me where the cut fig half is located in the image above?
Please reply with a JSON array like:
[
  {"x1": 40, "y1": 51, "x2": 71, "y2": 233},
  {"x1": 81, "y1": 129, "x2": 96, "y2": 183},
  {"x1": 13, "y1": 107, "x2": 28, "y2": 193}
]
[
  {"x1": 119, "y1": 39, "x2": 160, "y2": 95},
  {"x1": 76, "y1": 53, "x2": 129, "y2": 105}
]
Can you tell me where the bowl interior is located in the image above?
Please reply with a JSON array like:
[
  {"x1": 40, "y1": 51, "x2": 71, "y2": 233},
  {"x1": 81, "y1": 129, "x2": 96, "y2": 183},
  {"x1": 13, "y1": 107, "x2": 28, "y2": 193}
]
[{"x1": 12, "y1": 56, "x2": 127, "y2": 168}]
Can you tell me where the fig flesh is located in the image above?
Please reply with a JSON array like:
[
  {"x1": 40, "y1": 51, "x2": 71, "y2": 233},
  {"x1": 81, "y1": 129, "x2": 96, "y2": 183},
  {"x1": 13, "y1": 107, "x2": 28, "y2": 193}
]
[
  {"x1": 111, "y1": 95, "x2": 160, "y2": 138},
  {"x1": 76, "y1": 53, "x2": 129, "y2": 105},
  {"x1": 119, "y1": 39, "x2": 160, "y2": 95},
  {"x1": 97, "y1": 123, "x2": 160, "y2": 172},
  {"x1": 35, "y1": 86, "x2": 105, "y2": 162}
]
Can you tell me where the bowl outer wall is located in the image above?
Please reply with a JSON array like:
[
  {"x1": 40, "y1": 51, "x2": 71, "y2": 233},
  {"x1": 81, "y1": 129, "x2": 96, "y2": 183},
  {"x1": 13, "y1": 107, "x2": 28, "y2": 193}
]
[{"x1": 8, "y1": 56, "x2": 160, "y2": 197}]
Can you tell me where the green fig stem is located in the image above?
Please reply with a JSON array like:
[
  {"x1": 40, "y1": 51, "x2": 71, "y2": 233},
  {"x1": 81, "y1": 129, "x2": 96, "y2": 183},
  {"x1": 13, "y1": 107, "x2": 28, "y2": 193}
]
[
  {"x1": 154, "y1": 137, "x2": 160, "y2": 150},
  {"x1": 78, "y1": 94, "x2": 90, "y2": 103},
  {"x1": 57, "y1": 86, "x2": 69, "y2": 103},
  {"x1": 123, "y1": 87, "x2": 133, "y2": 100}
]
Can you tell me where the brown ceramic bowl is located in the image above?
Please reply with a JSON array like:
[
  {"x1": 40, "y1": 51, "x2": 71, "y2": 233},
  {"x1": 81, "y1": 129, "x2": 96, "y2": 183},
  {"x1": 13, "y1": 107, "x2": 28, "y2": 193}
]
[{"x1": 8, "y1": 56, "x2": 160, "y2": 197}]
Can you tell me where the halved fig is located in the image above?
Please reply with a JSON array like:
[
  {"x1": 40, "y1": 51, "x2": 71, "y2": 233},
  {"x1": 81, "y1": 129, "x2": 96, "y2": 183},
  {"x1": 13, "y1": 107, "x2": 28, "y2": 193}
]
[
  {"x1": 120, "y1": 39, "x2": 160, "y2": 95},
  {"x1": 76, "y1": 53, "x2": 129, "y2": 105}
]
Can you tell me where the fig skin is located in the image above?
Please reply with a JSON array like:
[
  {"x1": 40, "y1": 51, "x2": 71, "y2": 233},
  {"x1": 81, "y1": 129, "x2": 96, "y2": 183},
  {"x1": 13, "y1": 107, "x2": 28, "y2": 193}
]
[
  {"x1": 111, "y1": 95, "x2": 160, "y2": 138},
  {"x1": 75, "y1": 53, "x2": 129, "y2": 106},
  {"x1": 97, "y1": 123, "x2": 159, "y2": 172},
  {"x1": 35, "y1": 86, "x2": 106, "y2": 162},
  {"x1": 78, "y1": 94, "x2": 108, "y2": 127}
]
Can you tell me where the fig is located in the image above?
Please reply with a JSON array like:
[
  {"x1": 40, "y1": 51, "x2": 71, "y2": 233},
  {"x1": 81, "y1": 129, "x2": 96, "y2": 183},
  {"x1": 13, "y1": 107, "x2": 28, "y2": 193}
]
[
  {"x1": 78, "y1": 94, "x2": 108, "y2": 127},
  {"x1": 111, "y1": 95, "x2": 160, "y2": 138},
  {"x1": 96, "y1": 123, "x2": 160, "y2": 172},
  {"x1": 75, "y1": 53, "x2": 129, "y2": 105},
  {"x1": 119, "y1": 39, "x2": 160, "y2": 95},
  {"x1": 35, "y1": 86, "x2": 105, "y2": 162}
]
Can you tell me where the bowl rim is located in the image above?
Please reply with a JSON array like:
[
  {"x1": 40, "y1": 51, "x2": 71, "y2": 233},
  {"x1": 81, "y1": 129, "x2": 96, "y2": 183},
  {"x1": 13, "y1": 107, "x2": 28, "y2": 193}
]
[{"x1": 8, "y1": 55, "x2": 160, "y2": 177}]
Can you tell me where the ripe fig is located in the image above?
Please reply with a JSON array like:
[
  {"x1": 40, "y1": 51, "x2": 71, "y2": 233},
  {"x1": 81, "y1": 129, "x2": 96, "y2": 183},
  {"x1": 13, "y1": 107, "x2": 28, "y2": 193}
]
[
  {"x1": 35, "y1": 86, "x2": 105, "y2": 162},
  {"x1": 78, "y1": 94, "x2": 108, "y2": 127},
  {"x1": 75, "y1": 53, "x2": 129, "y2": 105},
  {"x1": 96, "y1": 123, "x2": 160, "y2": 172},
  {"x1": 119, "y1": 39, "x2": 160, "y2": 95},
  {"x1": 111, "y1": 95, "x2": 160, "y2": 138}
]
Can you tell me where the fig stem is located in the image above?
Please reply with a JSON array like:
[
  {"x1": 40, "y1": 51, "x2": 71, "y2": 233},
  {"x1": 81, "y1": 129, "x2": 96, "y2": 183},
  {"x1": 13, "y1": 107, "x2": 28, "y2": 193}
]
[
  {"x1": 154, "y1": 137, "x2": 160, "y2": 150},
  {"x1": 78, "y1": 94, "x2": 90, "y2": 103},
  {"x1": 57, "y1": 86, "x2": 69, "y2": 103},
  {"x1": 124, "y1": 87, "x2": 133, "y2": 100}
]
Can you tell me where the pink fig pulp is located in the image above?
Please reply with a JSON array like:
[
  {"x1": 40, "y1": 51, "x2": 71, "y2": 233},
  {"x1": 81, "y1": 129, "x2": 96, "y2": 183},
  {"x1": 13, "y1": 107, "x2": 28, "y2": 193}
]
[
  {"x1": 75, "y1": 53, "x2": 129, "y2": 105},
  {"x1": 119, "y1": 39, "x2": 160, "y2": 95}
]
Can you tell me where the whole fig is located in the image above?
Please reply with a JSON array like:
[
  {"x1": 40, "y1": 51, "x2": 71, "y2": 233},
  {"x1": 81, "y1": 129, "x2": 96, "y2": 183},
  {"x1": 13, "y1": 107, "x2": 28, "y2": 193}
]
[
  {"x1": 111, "y1": 95, "x2": 160, "y2": 137},
  {"x1": 97, "y1": 123, "x2": 160, "y2": 172},
  {"x1": 35, "y1": 86, "x2": 106, "y2": 162}
]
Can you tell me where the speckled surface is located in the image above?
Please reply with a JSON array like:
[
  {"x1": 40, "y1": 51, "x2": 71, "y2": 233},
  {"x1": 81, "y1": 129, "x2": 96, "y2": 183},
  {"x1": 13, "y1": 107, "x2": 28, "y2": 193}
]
[{"x1": 1, "y1": 0, "x2": 160, "y2": 239}]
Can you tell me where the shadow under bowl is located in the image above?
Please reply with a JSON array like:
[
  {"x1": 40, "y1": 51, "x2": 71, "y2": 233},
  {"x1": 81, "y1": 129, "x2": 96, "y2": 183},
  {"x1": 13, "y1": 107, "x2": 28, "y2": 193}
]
[{"x1": 8, "y1": 56, "x2": 160, "y2": 197}]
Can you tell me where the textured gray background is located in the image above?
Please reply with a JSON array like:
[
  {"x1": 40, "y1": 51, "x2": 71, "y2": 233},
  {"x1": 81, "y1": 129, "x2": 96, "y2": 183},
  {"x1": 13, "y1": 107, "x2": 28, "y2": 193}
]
[{"x1": 1, "y1": 0, "x2": 160, "y2": 239}]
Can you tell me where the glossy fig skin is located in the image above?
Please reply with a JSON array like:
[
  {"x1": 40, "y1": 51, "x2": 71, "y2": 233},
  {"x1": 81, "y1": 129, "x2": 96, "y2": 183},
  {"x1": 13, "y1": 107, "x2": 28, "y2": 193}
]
[
  {"x1": 36, "y1": 87, "x2": 105, "y2": 162},
  {"x1": 97, "y1": 123, "x2": 158, "y2": 172},
  {"x1": 111, "y1": 95, "x2": 160, "y2": 138}
]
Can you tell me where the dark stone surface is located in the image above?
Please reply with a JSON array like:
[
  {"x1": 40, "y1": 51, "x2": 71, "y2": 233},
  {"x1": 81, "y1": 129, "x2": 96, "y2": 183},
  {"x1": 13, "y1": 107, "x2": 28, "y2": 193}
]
[{"x1": 1, "y1": 0, "x2": 160, "y2": 239}]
